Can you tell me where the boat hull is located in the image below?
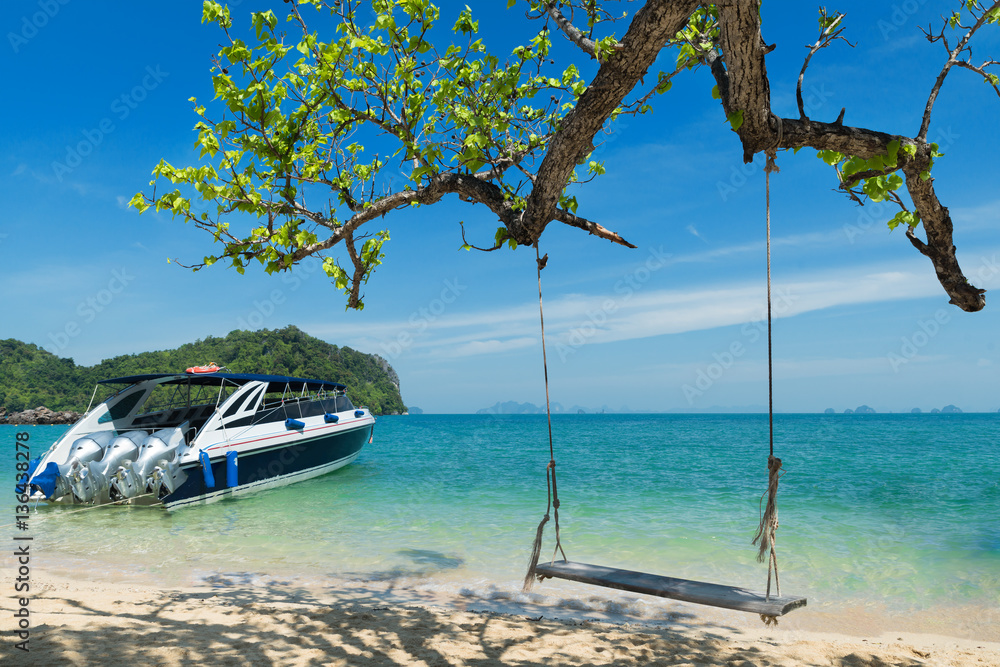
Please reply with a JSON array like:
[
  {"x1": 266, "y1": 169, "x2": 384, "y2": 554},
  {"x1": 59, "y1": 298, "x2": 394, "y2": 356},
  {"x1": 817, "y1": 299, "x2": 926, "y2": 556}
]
[{"x1": 162, "y1": 422, "x2": 372, "y2": 510}]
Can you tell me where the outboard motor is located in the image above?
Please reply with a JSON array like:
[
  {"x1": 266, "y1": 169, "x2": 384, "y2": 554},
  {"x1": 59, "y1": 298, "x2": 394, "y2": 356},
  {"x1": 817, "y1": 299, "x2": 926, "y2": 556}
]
[
  {"x1": 97, "y1": 432, "x2": 146, "y2": 473},
  {"x1": 149, "y1": 459, "x2": 187, "y2": 500},
  {"x1": 62, "y1": 431, "x2": 116, "y2": 502},
  {"x1": 69, "y1": 461, "x2": 108, "y2": 503},
  {"x1": 72, "y1": 431, "x2": 147, "y2": 503},
  {"x1": 31, "y1": 431, "x2": 115, "y2": 501},
  {"x1": 109, "y1": 460, "x2": 144, "y2": 501},
  {"x1": 109, "y1": 426, "x2": 186, "y2": 501},
  {"x1": 134, "y1": 426, "x2": 186, "y2": 481},
  {"x1": 67, "y1": 431, "x2": 115, "y2": 466}
]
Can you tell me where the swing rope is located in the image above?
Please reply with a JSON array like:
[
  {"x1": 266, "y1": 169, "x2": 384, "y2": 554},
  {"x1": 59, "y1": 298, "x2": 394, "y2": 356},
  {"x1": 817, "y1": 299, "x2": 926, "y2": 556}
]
[
  {"x1": 522, "y1": 122, "x2": 797, "y2": 619},
  {"x1": 752, "y1": 122, "x2": 784, "y2": 622},
  {"x1": 523, "y1": 243, "x2": 566, "y2": 592}
]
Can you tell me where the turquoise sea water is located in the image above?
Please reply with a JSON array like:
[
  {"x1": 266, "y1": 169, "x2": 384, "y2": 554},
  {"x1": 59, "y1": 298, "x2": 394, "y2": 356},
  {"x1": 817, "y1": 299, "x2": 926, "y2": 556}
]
[{"x1": 3, "y1": 414, "x2": 999, "y2": 634}]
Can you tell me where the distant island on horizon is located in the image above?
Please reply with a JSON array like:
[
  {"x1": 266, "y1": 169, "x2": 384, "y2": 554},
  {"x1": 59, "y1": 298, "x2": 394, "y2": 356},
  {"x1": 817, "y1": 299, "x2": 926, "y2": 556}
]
[
  {"x1": 474, "y1": 400, "x2": 771, "y2": 415},
  {"x1": 453, "y1": 402, "x2": 997, "y2": 416},
  {"x1": 823, "y1": 404, "x2": 968, "y2": 414}
]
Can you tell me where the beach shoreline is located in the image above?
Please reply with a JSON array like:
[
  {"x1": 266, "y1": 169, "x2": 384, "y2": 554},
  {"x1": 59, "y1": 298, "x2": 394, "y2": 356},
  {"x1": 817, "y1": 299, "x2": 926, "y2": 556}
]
[{"x1": 4, "y1": 568, "x2": 999, "y2": 666}]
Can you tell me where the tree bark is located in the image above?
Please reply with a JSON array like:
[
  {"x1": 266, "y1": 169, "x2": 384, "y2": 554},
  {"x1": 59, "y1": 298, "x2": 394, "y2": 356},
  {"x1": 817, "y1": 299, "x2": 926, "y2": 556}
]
[
  {"x1": 707, "y1": 2, "x2": 986, "y2": 311},
  {"x1": 516, "y1": 0, "x2": 702, "y2": 245}
]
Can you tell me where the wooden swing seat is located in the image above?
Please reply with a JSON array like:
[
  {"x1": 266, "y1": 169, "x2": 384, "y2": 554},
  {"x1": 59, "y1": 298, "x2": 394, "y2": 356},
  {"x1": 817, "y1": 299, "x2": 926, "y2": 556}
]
[{"x1": 534, "y1": 560, "x2": 806, "y2": 616}]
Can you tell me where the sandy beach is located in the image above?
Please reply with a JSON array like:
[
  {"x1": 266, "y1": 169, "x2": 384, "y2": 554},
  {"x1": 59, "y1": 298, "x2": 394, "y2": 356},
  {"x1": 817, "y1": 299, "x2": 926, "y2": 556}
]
[{"x1": 4, "y1": 569, "x2": 999, "y2": 666}]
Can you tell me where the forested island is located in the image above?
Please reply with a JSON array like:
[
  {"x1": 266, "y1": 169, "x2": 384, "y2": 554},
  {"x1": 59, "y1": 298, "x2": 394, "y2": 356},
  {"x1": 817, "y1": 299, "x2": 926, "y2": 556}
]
[{"x1": 0, "y1": 326, "x2": 405, "y2": 418}]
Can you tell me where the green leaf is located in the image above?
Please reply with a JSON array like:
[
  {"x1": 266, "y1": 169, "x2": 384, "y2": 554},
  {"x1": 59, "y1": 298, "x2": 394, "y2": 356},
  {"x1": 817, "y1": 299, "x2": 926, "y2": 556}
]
[
  {"x1": 711, "y1": 85, "x2": 720, "y2": 100},
  {"x1": 817, "y1": 149, "x2": 844, "y2": 166},
  {"x1": 886, "y1": 139, "x2": 900, "y2": 167},
  {"x1": 887, "y1": 210, "x2": 920, "y2": 231},
  {"x1": 842, "y1": 156, "x2": 867, "y2": 178},
  {"x1": 726, "y1": 109, "x2": 744, "y2": 131}
]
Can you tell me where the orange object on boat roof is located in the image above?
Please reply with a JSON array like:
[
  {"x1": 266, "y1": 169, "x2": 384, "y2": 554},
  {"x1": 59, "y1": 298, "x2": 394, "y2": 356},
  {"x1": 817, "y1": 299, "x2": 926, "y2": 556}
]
[{"x1": 185, "y1": 363, "x2": 221, "y2": 374}]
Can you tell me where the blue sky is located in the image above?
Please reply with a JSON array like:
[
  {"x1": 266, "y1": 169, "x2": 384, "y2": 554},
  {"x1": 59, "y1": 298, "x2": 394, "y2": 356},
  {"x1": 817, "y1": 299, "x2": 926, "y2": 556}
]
[{"x1": 2, "y1": 1, "x2": 998, "y2": 413}]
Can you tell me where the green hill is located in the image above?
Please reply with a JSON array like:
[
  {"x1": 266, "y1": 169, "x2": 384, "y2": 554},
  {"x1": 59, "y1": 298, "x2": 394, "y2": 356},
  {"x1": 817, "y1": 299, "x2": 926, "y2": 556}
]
[{"x1": 0, "y1": 326, "x2": 405, "y2": 415}]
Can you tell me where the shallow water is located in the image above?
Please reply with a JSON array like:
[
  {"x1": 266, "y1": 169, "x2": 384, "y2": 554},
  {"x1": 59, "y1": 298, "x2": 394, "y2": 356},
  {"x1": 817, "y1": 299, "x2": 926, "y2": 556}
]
[{"x1": 4, "y1": 414, "x2": 999, "y2": 636}]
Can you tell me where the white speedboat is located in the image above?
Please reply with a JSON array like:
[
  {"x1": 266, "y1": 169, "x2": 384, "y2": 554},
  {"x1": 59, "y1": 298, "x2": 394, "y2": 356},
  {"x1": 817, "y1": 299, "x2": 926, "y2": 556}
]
[{"x1": 18, "y1": 371, "x2": 375, "y2": 510}]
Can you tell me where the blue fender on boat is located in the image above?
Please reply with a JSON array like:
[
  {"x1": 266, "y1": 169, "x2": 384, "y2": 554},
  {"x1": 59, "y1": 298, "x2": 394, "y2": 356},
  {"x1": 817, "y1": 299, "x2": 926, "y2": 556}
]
[
  {"x1": 354, "y1": 410, "x2": 364, "y2": 418},
  {"x1": 16, "y1": 457, "x2": 41, "y2": 494},
  {"x1": 29, "y1": 461, "x2": 61, "y2": 499},
  {"x1": 285, "y1": 418, "x2": 305, "y2": 430},
  {"x1": 226, "y1": 451, "x2": 238, "y2": 488},
  {"x1": 324, "y1": 413, "x2": 339, "y2": 423},
  {"x1": 200, "y1": 451, "x2": 216, "y2": 488}
]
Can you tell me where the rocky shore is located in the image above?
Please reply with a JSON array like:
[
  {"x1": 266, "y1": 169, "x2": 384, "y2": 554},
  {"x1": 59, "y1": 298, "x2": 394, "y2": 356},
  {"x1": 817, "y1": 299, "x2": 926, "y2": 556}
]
[{"x1": 0, "y1": 405, "x2": 81, "y2": 425}]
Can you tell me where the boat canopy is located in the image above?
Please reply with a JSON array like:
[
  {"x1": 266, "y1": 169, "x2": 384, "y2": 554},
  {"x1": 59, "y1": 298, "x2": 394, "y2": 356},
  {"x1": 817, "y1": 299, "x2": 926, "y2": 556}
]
[{"x1": 98, "y1": 373, "x2": 346, "y2": 392}]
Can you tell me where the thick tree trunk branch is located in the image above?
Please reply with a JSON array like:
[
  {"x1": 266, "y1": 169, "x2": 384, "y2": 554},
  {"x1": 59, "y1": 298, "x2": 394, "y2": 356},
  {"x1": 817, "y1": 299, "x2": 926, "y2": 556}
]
[
  {"x1": 703, "y1": 2, "x2": 986, "y2": 312},
  {"x1": 901, "y1": 147, "x2": 987, "y2": 312},
  {"x1": 518, "y1": 0, "x2": 701, "y2": 245},
  {"x1": 717, "y1": 0, "x2": 774, "y2": 162},
  {"x1": 772, "y1": 119, "x2": 985, "y2": 312}
]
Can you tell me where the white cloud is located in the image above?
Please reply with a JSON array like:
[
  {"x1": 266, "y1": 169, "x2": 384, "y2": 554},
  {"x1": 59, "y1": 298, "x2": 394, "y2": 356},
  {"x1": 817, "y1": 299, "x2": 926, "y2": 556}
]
[
  {"x1": 444, "y1": 337, "x2": 537, "y2": 358},
  {"x1": 686, "y1": 224, "x2": 707, "y2": 243},
  {"x1": 305, "y1": 242, "x2": 1000, "y2": 362},
  {"x1": 11, "y1": 162, "x2": 52, "y2": 184},
  {"x1": 950, "y1": 200, "x2": 1000, "y2": 231}
]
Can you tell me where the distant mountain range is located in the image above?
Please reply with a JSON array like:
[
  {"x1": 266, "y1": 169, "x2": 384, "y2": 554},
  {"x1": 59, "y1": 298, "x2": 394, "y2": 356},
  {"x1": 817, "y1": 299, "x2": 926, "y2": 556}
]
[
  {"x1": 824, "y1": 404, "x2": 966, "y2": 414},
  {"x1": 476, "y1": 401, "x2": 771, "y2": 415},
  {"x1": 478, "y1": 402, "x2": 989, "y2": 415}
]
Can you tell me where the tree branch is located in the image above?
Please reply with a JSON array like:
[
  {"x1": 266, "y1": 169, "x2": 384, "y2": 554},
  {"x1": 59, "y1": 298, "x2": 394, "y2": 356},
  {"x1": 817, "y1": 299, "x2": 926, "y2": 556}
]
[
  {"x1": 553, "y1": 209, "x2": 638, "y2": 248},
  {"x1": 717, "y1": 0, "x2": 774, "y2": 162},
  {"x1": 519, "y1": 0, "x2": 701, "y2": 244},
  {"x1": 917, "y1": 1, "x2": 1000, "y2": 141},
  {"x1": 796, "y1": 10, "x2": 851, "y2": 123},
  {"x1": 544, "y1": 2, "x2": 599, "y2": 58},
  {"x1": 696, "y1": 0, "x2": 989, "y2": 311}
]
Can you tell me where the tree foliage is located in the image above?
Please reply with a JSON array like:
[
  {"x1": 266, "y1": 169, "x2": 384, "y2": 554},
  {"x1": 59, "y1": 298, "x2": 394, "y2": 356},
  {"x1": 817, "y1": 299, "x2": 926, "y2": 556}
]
[
  {"x1": 0, "y1": 327, "x2": 406, "y2": 415},
  {"x1": 135, "y1": 0, "x2": 999, "y2": 312}
]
